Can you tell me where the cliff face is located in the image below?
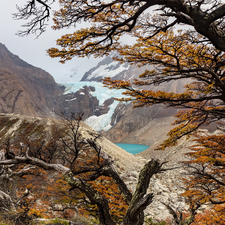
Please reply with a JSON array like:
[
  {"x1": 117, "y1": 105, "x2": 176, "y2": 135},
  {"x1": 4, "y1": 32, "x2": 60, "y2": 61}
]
[
  {"x1": 0, "y1": 44, "x2": 123, "y2": 121},
  {"x1": 0, "y1": 43, "x2": 59, "y2": 117},
  {"x1": 54, "y1": 85, "x2": 100, "y2": 120}
]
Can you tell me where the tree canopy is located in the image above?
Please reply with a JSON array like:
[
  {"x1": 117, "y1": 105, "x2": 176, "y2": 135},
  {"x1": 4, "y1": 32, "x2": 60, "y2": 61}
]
[
  {"x1": 181, "y1": 133, "x2": 225, "y2": 225},
  {"x1": 11, "y1": 1, "x2": 225, "y2": 224},
  {"x1": 15, "y1": 0, "x2": 225, "y2": 147},
  {"x1": 103, "y1": 30, "x2": 225, "y2": 149},
  {"x1": 15, "y1": 1, "x2": 225, "y2": 145},
  {"x1": 0, "y1": 114, "x2": 165, "y2": 225},
  {"x1": 15, "y1": 0, "x2": 225, "y2": 52}
]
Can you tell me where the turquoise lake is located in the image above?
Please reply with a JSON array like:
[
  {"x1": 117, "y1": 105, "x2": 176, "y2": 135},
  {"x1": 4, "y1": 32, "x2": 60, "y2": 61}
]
[{"x1": 114, "y1": 143, "x2": 149, "y2": 155}]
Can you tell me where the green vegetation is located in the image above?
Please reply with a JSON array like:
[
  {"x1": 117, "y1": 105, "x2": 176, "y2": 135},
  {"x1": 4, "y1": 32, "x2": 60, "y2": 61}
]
[{"x1": 145, "y1": 218, "x2": 169, "y2": 225}]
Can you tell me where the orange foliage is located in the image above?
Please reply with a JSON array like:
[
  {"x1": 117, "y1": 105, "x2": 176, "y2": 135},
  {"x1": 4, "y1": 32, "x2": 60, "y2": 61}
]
[
  {"x1": 182, "y1": 133, "x2": 225, "y2": 224},
  {"x1": 101, "y1": 30, "x2": 225, "y2": 149},
  {"x1": 193, "y1": 206, "x2": 225, "y2": 225},
  {"x1": 89, "y1": 176, "x2": 128, "y2": 221}
]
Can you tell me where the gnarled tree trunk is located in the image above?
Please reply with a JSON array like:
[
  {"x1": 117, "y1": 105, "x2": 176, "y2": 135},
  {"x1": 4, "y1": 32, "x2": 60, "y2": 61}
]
[{"x1": 122, "y1": 160, "x2": 161, "y2": 225}]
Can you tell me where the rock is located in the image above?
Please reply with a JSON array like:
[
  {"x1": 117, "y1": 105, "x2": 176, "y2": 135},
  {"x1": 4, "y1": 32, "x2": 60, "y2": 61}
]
[
  {"x1": 0, "y1": 43, "x2": 59, "y2": 117},
  {"x1": 130, "y1": 171, "x2": 139, "y2": 178}
]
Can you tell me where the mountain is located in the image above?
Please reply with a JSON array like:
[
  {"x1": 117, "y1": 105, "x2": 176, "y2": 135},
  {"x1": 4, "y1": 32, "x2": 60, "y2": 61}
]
[
  {"x1": 77, "y1": 55, "x2": 186, "y2": 145},
  {"x1": 0, "y1": 43, "x2": 59, "y2": 117},
  {"x1": 0, "y1": 42, "x2": 184, "y2": 148},
  {"x1": 81, "y1": 55, "x2": 150, "y2": 82},
  {"x1": 0, "y1": 43, "x2": 113, "y2": 120}
]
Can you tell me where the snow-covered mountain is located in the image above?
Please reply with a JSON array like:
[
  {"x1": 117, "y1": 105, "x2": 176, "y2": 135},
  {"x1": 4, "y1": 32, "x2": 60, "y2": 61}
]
[
  {"x1": 81, "y1": 55, "x2": 150, "y2": 82},
  {"x1": 58, "y1": 55, "x2": 185, "y2": 143},
  {"x1": 62, "y1": 82, "x2": 125, "y2": 131},
  {"x1": 58, "y1": 55, "x2": 148, "y2": 132},
  {"x1": 0, "y1": 42, "x2": 182, "y2": 146},
  {"x1": 81, "y1": 56, "x2": 129, "y2": 81}
]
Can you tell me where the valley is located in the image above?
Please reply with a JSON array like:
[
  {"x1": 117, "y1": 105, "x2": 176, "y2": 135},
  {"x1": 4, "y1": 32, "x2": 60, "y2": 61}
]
[
  {"x1": 1, "y1": 1, "x2": 225, "y2": 224},
  {"x1": 0, "y1": 42, "x2": 218, "y2": 225}
]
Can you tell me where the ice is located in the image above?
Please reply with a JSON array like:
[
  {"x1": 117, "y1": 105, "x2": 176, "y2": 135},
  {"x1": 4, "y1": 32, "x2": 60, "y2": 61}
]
[
  {"x1": 61, "y1": 81, "x2": 125, "y2": 131},
  {"x1": 63, "y1": 81, "x2": 124, "y2": 105},
  {"x1": 84, "y1": 100, "x2": 120, "y2": 131}
]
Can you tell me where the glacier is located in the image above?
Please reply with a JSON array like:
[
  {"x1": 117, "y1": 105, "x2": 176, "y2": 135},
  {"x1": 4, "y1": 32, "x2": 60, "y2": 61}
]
[{"x1": 62, "y1": 82, "x2": 125, "y2": 131}]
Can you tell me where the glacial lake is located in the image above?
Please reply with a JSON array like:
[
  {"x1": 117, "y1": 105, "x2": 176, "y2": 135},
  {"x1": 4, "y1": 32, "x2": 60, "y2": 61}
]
[{"x1": 114, "y1": 143, "x2": 149, "y2": 155}]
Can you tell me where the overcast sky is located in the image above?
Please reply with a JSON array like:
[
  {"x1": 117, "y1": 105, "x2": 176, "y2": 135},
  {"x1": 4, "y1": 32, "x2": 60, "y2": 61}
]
[{"x1": 0, "y1": 0, "x2": 102, "y2": 83}]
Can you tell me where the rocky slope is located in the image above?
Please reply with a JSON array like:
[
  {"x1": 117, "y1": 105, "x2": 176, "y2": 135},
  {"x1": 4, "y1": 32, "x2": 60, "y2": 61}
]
[
  {"x1": 0, "y1": 113, "x2": 146, "y2": 173},
  {"x1": 0, "y1": 113, "x2": 200, "y2": 222},
  {"x1": 0, "y1": 43, "x2": 60, "y2": 117}
]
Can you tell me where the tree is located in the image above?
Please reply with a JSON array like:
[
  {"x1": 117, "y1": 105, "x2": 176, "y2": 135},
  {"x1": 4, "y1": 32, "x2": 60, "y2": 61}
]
[
  {"x1": 159, "y1": 132, "x2": 225, "y2": 225},
  {"x1": 0, "y1": 113, "x2": 165, "y2": 225},
  {"x1": 15, "y1": 0, "x2": 225, "y2": 52},
  {"x1": 102, "y1": 30, "x2": 225, "y2": 149},
  {"x1": 13, "y1": 1, "x2": 225, "y2": 146},
  {"x1": 14, "y1": 0, "x2": 225, "y2": 144},
  {"x1": 181, "y1": 133, "x2": 225, "y2": 225},
  {"x1": 0, "y1": 139, "x2": 49, "y2": 224},
  {"x1": 12, "y1": 0, "x2": 225, "y2": 223}
]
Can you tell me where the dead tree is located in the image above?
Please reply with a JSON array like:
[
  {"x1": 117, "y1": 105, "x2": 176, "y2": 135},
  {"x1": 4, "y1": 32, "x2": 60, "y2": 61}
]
[{"x1": 0, "y1": 113, "x2": 164, "y2": 225}]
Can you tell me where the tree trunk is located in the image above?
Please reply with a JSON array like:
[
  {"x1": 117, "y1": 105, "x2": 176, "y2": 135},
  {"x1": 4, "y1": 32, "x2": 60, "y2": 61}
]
[
  {"x1": 123, "y1": 160, "x2": 161, "y2": 225},
  {"x1": 64, "y1": 171, "x2": 116, "y2": 225}
]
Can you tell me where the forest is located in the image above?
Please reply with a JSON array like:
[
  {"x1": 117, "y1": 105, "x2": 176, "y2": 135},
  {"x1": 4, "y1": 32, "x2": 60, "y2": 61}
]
[{"x1": 0, "y1": 0, "x2": 225, "y2": 224}]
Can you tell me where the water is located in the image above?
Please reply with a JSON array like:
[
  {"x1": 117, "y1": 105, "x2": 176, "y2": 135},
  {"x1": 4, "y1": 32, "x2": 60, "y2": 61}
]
[{"x1": 114, "y1": 143, "x2": 149, "y2": 155}]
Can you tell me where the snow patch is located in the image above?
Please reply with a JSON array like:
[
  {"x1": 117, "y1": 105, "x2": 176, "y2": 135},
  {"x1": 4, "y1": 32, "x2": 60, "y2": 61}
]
[
  {"x1": 86, "y1": 61, "x2": 128, "y2": 80},
  {"x1": 66, "y1": 97, "x2": 77, "y2": 102}
]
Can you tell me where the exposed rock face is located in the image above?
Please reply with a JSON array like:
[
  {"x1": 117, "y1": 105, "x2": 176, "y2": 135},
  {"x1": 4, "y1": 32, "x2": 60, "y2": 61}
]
[
  {"x1": 54, "y1": 86, "x2": 100, "y2": 120},
  {"x1": 102, "y1": 102, "x2": 179, "y2": 144},
  {"x1": 0, "y1": 43, "x2": 113, "y2": 120},
  {"x1": 54, "y1": 85, "x2": 117, "y2": 120},
  {"x1": 0, "y1": 43, "x2": 60, "y2": 117}
]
